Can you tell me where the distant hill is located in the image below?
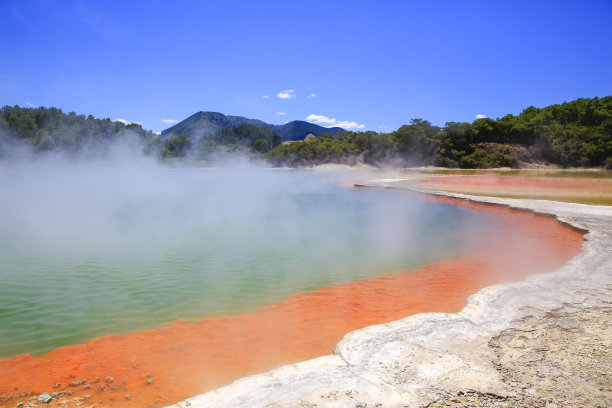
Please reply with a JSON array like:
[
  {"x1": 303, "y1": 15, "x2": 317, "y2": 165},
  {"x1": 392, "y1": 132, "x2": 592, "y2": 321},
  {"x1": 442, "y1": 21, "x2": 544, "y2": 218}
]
[
  {"x1": 161, "y1": 111, "x2": 344, "y2": 142},
  {"x1": 274, "y1": 120, "x2": 345, "y2": 142}
]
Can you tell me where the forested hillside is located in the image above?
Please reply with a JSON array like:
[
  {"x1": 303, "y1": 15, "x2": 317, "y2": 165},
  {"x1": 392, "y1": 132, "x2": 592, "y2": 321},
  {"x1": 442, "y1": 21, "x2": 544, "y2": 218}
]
[
  {"x1": 163, "y1": 124, "x2": 281, "y2": 159},
  {"x1": 160, "y1": 111, "x2": 271, "y2": 142},
  {"x1": 0, "y1": 105, "x2": 158, "y2": 157},
  {"x1": 267, "y1": 97, "x2": 612, "y2": 168}
]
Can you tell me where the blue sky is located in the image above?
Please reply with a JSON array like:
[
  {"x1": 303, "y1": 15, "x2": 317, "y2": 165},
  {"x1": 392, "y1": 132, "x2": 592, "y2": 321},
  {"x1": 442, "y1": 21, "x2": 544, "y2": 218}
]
[{"x1": 1, "y1": 0, "x2": 611, "y2": 133}]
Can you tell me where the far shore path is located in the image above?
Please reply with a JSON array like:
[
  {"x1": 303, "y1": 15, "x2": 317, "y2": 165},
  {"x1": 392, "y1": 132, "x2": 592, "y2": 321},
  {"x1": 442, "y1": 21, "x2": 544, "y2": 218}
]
[{"x1": 398, "y1": 170, "x2": 612, "y2": 205}]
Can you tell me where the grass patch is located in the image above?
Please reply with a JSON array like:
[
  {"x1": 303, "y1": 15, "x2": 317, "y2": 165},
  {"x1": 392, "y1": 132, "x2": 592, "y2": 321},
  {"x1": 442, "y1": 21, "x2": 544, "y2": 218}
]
[{"x1": 405, "y1": 168, "x2": 612, "y2": 180}]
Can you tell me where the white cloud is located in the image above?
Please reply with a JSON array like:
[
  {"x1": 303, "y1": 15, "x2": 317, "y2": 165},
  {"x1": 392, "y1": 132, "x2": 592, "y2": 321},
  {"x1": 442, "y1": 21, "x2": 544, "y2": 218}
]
[
  {"x1": 25, "y1": 101, "x2": 37, "y2": 108},
  {"x1": 114, "y1": 118, "x2": 141, "y2": 125},
  {"x1": 335, "y1": 121, "x2": 366, "y2": 129},
  {"x1": 306, "y1": 93, "x2": 317, "y2": 99},
  {"x1": 305, "y1": 114, "x2": 365, "y2": 130},
  {"x1": 153, "y1": 131, "x2": 161, "y2": 135},
  {"x1": 306, "y1": 114, "x2": 336, "y2": 126},
  {"x1": 276, "y1": 112, "x2": 287, "y2": 115},
  {"x1": 262, "y1": 95, "x2": 269, "y2": 99},
  {"x1": 277, "y1": 89, "x2": 296, "y2": 99},
  {"x1": 476, "y1": 114, "x2": 487, "y2": 119},
  {"x1": 162, "y1": 118, "x2": 179, "y2": 124}
]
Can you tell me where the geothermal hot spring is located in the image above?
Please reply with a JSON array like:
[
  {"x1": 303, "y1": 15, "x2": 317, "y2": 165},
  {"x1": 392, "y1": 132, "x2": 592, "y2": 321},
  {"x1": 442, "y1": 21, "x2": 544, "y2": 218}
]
[
  {"x1": 0, "y1": 161, "x2": 497, "y2": 358},
  {"x1": 0, "y1": 159, "x2": 583, "y2": 408}
]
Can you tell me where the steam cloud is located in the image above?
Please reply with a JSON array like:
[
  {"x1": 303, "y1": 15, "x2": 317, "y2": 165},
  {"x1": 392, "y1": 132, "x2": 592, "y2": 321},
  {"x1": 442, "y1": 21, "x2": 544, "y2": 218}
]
[{"x1": 0, "y1": 137, "x2": 505, "y2": 357}]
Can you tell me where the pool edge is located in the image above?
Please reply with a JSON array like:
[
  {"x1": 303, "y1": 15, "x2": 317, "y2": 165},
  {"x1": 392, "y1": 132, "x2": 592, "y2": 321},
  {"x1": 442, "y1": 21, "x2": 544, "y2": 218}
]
[{"x1": 167, "y1": 182, "x2": 612, "y2": 407}]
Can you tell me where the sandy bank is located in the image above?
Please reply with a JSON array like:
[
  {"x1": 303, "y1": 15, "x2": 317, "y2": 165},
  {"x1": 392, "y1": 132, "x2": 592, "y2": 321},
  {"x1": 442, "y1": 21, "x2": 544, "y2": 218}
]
[
  {"x1": 406, "y1": 173, "x2": 612, "y2": 205},
  {"x1": 168, "y1": 183, "x2": 612, "y2": 408}
]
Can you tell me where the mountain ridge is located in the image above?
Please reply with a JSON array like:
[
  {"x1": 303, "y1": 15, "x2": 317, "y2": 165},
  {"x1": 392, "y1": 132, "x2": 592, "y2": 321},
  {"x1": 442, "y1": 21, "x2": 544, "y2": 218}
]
[{"x1": 161, "y1": 111, "x2": 344, "y2": 142}]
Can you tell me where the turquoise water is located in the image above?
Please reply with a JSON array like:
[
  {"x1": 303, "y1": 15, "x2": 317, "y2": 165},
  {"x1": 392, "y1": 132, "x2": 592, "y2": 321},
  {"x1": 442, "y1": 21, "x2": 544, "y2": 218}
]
[{"x1": 0, "y1": 162, "x2": 497, "y2": 358}]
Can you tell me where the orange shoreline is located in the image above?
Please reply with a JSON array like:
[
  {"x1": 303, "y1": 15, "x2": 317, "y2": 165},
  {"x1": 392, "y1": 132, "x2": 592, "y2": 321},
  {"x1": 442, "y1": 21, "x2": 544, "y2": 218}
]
[{"x1": 0, "y1": 194, "x2": 584, "y2": 408}]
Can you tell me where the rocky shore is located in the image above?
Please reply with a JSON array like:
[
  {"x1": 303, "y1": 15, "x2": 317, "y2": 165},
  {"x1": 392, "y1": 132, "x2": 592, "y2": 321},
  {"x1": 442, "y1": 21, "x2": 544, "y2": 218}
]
[{"x1": 168, "y1": 183, "x2": 612, "y2": 408}]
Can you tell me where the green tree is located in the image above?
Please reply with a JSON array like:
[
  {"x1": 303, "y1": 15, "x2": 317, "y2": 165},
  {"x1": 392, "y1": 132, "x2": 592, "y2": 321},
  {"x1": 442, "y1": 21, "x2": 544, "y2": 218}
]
[
  {"x1": 163, "y1": 134, "x2": 192, "y2": 158},
  {"x1": 252, "y1": 138, "x2": 270, "y2": 153}
]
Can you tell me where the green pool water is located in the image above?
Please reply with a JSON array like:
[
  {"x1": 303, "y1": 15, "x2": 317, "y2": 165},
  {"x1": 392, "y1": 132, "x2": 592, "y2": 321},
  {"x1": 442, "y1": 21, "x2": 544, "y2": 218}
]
[{"x1": 0, "y1": 162, "x2": 498, "y2": 358}]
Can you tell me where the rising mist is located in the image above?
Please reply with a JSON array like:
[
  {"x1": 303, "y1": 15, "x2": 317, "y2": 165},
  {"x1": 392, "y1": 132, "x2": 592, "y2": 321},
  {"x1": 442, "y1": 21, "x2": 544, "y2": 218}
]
[{"x1": 0, "y1": 141, "x2": 505, "y2": 357}]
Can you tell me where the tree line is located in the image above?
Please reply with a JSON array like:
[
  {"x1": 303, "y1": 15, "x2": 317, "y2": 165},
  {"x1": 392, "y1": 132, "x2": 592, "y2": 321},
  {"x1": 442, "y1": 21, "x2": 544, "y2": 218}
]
[
  {"x1": 267, "y1": 97, "x2": 611, "y2": 168},
  {"x1": 2, "y1": 96, "x2": 610, "y2": 168},
  {"x1": 161, "y1": 123, "x2": 281, "y2": 159},
  {"x1": 0, "y1": 105, "x2": 158, "y2": 158}
]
